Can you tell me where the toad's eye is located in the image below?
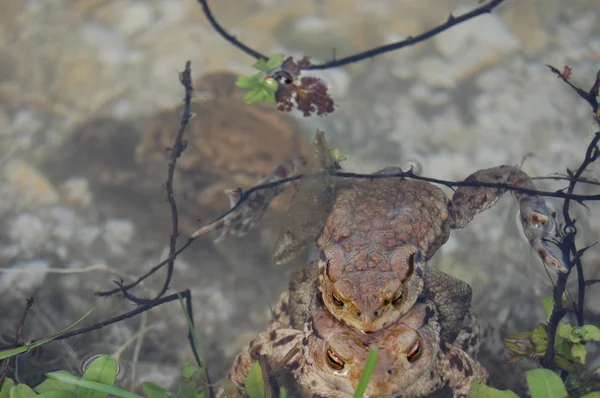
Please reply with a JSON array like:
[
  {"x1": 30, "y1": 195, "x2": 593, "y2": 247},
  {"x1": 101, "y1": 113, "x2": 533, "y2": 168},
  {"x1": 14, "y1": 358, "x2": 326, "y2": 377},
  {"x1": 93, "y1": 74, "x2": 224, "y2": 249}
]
[
  {"x1": 391, "y1": 287, "x2": 404, "y2": 306},
  {"x1": 332, "y1": 293, "x2": 344, "y2": 307},
  {"x1": 407, "y1": 340, "x2": 422, "y2": 362},
  {"x1": 326, "y1": 348, "x2": 345, "y2": 371}
]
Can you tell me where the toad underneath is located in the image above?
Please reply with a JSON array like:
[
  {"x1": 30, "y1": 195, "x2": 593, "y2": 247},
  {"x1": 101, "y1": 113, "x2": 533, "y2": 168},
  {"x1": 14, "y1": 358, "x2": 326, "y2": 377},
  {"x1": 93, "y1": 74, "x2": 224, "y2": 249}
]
[{"x1": 217, "y1": 262, "x2": 488, "y2": 398}]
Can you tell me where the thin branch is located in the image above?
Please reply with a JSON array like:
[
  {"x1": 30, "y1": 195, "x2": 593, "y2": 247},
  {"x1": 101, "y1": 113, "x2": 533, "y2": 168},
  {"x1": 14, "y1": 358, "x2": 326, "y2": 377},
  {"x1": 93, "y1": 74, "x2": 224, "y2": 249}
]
[
  {"x1": 197, "y1": 0, "x2": 507, "y2": 70},
  {"x1": 0, "y1": 298, "x2": 34, "y2": 389},
  {"x1": 116, "y1": 61, "x2": 194, "y2": 305}
]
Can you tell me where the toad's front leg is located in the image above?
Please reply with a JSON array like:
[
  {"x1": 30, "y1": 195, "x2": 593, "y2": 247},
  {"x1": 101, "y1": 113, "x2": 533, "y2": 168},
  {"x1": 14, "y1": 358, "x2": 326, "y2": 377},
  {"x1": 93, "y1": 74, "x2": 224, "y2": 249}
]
[
  {"x1": 219, "y1": 329, "x2": 303, "y2": 398},
  {"x1": 448, "y1": 165, "x2": 566, "y2": 273},
  {"x1": 439, "y1": 343, "x2": 489, "y2": 398}
]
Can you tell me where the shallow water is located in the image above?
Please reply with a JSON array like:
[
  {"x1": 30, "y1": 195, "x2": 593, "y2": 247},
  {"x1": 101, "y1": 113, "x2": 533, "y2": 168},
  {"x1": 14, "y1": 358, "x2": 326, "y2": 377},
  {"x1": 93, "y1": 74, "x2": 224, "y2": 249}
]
[{"x1": 1, "y1": 0, "x2": 599, "y2": 395}]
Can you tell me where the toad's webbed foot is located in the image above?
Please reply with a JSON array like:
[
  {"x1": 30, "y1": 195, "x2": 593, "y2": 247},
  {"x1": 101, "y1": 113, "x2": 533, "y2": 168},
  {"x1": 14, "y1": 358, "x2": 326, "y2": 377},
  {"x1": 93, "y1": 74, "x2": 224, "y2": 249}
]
[
  {"x1": 220, "y1": 329, "x2": 303, "y2": 398},
  {"x1": 448, "y1": 165, "x2": 566, "y2": 273}
]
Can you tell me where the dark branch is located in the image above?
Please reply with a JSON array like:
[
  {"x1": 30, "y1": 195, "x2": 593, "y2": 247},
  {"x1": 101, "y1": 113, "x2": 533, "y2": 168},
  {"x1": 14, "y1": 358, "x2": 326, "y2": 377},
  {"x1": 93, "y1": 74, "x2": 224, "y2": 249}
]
[
  {"x1": 197, "y1": 0, "x2": 507, "y2": 70},
  {"x1": 0, "y1": 298, "x2": 34, "y2": 389},
  {"x1": 117, "y1": 61, "x2": 194, "y2": 305}
]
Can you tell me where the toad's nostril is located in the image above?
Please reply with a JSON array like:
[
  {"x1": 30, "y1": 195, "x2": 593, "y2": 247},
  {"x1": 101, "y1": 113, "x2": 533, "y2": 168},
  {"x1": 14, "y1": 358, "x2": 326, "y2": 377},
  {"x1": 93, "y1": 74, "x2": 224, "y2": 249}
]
[{"x1": 356, "y1": 311, "x2": 361, "y2": 317}]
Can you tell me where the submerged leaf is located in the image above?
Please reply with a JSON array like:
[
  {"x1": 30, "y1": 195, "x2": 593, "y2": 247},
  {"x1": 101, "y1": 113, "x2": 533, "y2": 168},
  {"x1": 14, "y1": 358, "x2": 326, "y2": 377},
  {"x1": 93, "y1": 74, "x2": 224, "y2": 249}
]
[{"x1": 469, "y1": 380, "x2": 519, "y2": 397}]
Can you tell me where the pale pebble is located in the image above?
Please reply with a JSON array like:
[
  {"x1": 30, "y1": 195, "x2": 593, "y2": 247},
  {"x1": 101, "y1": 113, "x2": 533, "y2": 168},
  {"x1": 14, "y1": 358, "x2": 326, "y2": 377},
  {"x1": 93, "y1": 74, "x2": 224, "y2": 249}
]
[
  {"x1": 0, "y1": 259, "x2": 50, "y2": 293},
  {"x1": 5, "y1": 159, "x2": 59, "y2": 205}
]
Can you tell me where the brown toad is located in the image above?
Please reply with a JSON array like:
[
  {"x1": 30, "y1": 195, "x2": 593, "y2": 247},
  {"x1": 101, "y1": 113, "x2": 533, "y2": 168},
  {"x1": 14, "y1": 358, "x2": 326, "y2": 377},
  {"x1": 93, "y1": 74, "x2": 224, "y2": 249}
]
[
  {"x1": 197, "y1": 158, "x2": 565, "y2": 332},
  {"x1": 314, "y1": 165, "x2": 564, "y2": 333},
  {"x1": 219, "y1": 262, "x2": 487, "y2": 398},
  {"x1": 43, "y1": 71, "x2": 310, "y2": 234}
]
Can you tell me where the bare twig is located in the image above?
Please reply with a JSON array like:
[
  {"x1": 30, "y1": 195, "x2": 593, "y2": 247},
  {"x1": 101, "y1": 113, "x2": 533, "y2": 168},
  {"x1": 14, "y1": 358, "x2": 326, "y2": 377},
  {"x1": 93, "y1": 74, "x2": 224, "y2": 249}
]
[
  {"x1": 0, "y1": 298, "x2": 34, "y2": 389},
  {"x1": 114, "y1": 61, "x2": 194, "y2": 305},
  {"x1": 197, "y1": 0, "x2": 507, "y2": 70},
  {"x1": 541, "y1": 67, "x2": 600, "y2": 369}
]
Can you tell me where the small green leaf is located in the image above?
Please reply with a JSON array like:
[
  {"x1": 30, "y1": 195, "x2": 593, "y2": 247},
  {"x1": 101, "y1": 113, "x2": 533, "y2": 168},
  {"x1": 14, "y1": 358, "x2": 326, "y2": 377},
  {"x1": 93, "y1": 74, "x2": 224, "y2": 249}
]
[
  {"x1": 37, "y1": 392, "x2": 77, "y2": 398},
  {"x1": 469, "y1": 380, "x2": 519, "y2": 397},
  {"x1": 243, "y1": 88, "x2": 267, "y2": 104},
  {"x1": 582, "y1": 325, "x2": 600, "y2": 342},
  {"x1": 555, "y1": 340, "x2": 572, "y2": 359},
  {"x1": 182, "y1": 363, "x2": 202, "y2": 380},
  {"x1": 77, "y1": 355, "x2": 118, "y2": 398},
  {"x1": 554, "y1": 355, "x2": 576, "y2": 373},
  {"x1": 253, "y1": 59, "x2": 269, "y2": 72},
  {"x1": 556, "y1": 323, "x2": 573, "y2": 340},
  {"x1": 264, "y1": 54, "x2": 285, "y2": 70},
  {"x1": 526, "y1": 369, "x2": 568, "y2": 398},
  {"x1": 503, "y1": 340, "x2": 524, "y2": 354},
  {"x1": 0, "y1": 309, "x2": 94, "y2": 361},
  {"x1": 264, "y1": 92, "x2": 277, "y2": 105},
  {"x1": 570, "y1": 343, "x2": 587, "y2": 364},
  {"x1": 141, "y1": 382, "x2": 173, "y2": 398},
  {"x1": 581, "y1": 393, "x2": 600, "y2": 398},
  {"x1": 531, "y1": 324, "x2": 548, "y2": 349},
  {"x1": 8, "y1": 384, "x2": 37, "y2": 398},
  {"x1": 46, "y1": 372, "x2": 142, "y2": 398},
  {"x1": 1, "y1": 379, "x2": 15, "y2": 398},
  {"x1": 235, "y1": 74, "x2": 263, "y2": 89},
  {"x1": 175, "y1": 381, "x2": 197, "y2": 398},
  {"x1": 244, "y1": 362, "x2": 264, "y2": 398},
  {"x1": 353, "y1": 347, "x2": 379, "y2": 398},
  {"x1": 35, "y1": 372, "x2": 78, "y2": 394},
  {"x1": 541, "y1": 296, "x2": 554, "y2": 321},
  {"x1": 279, "y1": 388, "x2": 288, "y2": 398}
]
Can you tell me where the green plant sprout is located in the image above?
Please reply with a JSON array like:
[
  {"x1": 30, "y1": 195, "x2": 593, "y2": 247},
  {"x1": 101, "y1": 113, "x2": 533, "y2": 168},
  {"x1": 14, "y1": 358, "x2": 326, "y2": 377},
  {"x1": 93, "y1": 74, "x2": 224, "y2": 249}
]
[
  {"x1": 471, "y1": 295, "x2": 600, "y2": 398},
  {"x1": 235, "y1": 54, "x2": 285, "y2": 105},
  {"x1": 353, "y1": 347, "x2": 379, "y2": 398}
]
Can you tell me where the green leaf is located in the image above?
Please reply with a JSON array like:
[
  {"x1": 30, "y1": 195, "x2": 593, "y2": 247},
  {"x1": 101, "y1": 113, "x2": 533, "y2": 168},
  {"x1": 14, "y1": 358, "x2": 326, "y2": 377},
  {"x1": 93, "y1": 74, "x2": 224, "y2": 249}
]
[
  {"x1": 182, "y1": 363, "x2": 202, "y2": 380},
  {"x1": 0, "y1": 309, "x2": 94, "y2": 361},
  {"x1": 279, "y1": 388, "x2": 288, "y2": 398},
  {"x1": 581, "y1": 393, "x2": 600, "y2": 398},
  {"x1": 235, "y1": 74, "x2": 263, "y2": 89},
  {"x1": 265, "y1": 54, "x2": 285, "y2": 70},
  {"x1": 243, "y1": 88, "x2": 267, "y2": 104},
  {"x1": 141, "y1": 382, "x2": 173, "y2": 398},
  {"x1": 35, "y1": 372, "x2": 78, "y2": 394},
  {"x1": 37, "y1": 392, "x2": 77, "y2": 398},
  {"x1": 353, "y1": 347, "x2": 379, "y2": 398},
  {"x1": 253, "y1": 59, "x2": 269, "y2": 72},
  {"x1": 526, "y1": 369, "x2": 568, "y2": 398},
  {"x1": 1, "y1": 378, "x2": 15, "y2": 398},
  {"x1": 582, "y1": 325, "x2": 600, "y2": 342},
  {"x1": 554, "y1": 355, "x2": 576, "y2": 373},
  {"x1": 244, "y1": 362, "x2": 264, "y2": 398},
  {"x1": 531, "y1": 324, "x2": 548, "y2": 351},
  {"x1": 46, "y1": 372, "x2": 142, "y2": 398},
  {"x1": 570, "y1": 343, "x2": 587, "y2": 364},
  {"x1": 469, "y1": 380, "x2": 519, "y2": 397},
  {"x1": 542, "y1": 296, "x2": 554, "y2": 322},
  {"x1": 556, "y1": 323, "x2": 573, "y2": 340},
  {"x1": 77, "y1": 355, "x2": 118, "y2": 398},
  {"x1": 8, "y1": 384, "x2": 37, "y2": 398},
  {"x1": 555, "y1": 340, "x2": 573, "y2": 360}
]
